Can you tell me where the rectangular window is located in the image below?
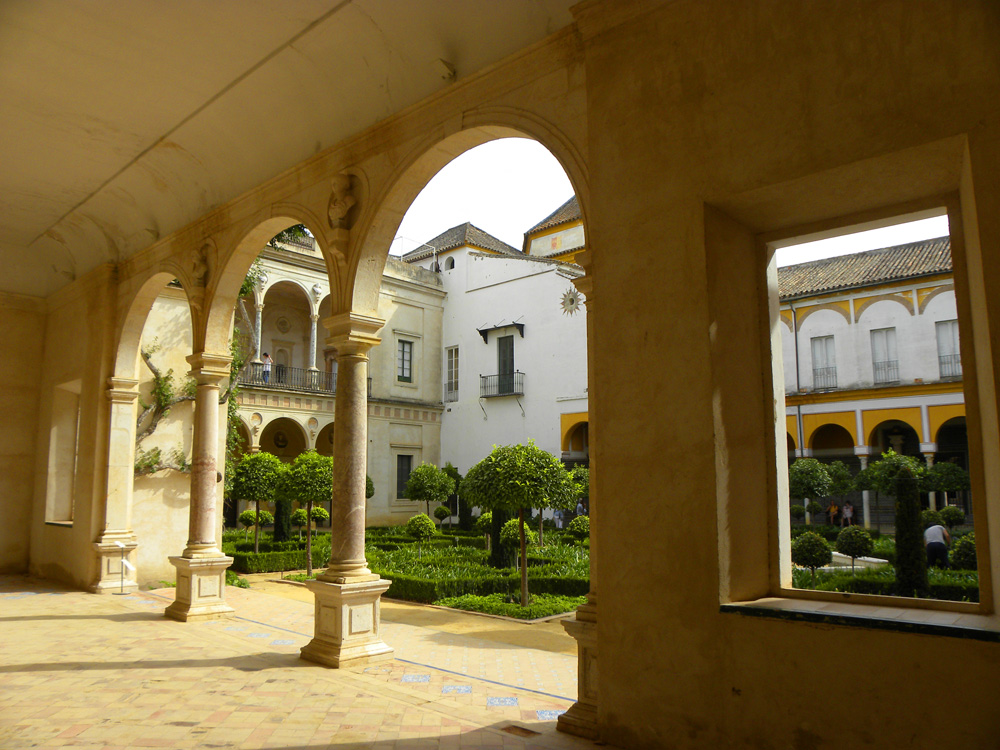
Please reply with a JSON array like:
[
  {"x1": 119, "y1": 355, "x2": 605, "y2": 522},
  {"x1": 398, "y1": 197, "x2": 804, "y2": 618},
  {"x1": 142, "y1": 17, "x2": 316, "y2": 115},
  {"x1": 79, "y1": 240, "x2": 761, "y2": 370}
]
[
  {"x1": 397, "y1": 339, "x2": 413, "y2": 383},
  {"x1": 396, "y1": 454, "x2": 413, "y2": 498},
  {"x1": 870, "y1": 327, "x2": 899, "y2": 384},
  {"x1": 498, "y1": 335, "x2": 514, "y2": 394},
  {"x1": 936, "y1": 319, "x2": 962, "y2": 378},
  {"x1": 810, "y1": 335, "x2": 837, "y2": 389},
  {"x1": 445, "y1": 346, "x2": 459, "y2": 402}
]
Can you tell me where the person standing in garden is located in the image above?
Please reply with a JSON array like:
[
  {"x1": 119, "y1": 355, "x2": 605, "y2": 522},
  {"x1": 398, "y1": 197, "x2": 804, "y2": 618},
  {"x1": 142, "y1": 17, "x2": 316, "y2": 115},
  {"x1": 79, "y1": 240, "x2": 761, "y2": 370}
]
[
  {"x1": 826, "y1": 500, "x2": 839, "y2": 527},
  {"x1": 924, "y1": 522, "x2": 951, "y2": 568},
  {"x1": 842, "y1": 500, "x2": 855, "y2": 527}
]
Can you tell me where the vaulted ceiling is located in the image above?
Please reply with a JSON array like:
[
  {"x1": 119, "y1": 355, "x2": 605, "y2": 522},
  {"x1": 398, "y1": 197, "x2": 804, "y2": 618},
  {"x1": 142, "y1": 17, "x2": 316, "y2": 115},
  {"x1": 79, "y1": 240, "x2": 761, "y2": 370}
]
[{"x1": 0, "y1": 0, "x2": 576, "y2": 297}]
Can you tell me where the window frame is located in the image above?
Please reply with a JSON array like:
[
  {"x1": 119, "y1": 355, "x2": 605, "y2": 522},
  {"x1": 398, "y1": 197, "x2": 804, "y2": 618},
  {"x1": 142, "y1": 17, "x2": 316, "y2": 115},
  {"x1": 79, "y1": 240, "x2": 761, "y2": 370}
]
[
  {"x1": 397, "y1": 339, "x2": 413, "y2": 383},
  {"x1": 870, "y1": 326, "x2": 899, "y2": 384},
  {"x1": 445, "y1": 346, "x2": 459, "y2": 402}
]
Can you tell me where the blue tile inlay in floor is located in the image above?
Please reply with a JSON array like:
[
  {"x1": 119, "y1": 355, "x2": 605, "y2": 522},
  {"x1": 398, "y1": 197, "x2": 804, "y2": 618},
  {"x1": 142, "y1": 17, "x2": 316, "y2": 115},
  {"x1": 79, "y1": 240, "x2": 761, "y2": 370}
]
[
  {"x1": 401, "y1": 674, "x2": 431, "y2": 683},
  {"x1": 441, "y1": 685, "x2": 473, "y2": 694},
  {"x1": 536, "y1": 710, "x2": 566, "y2": 720},
  {"x1": 487, "y1": 697, "x2": 518, "y2": 707},
  {"x1": 248, "y1": 632, "x2": 271, "y2": 639},
  {"x1": 271, "y1": 639, "x2": 295, "y2": 646}
]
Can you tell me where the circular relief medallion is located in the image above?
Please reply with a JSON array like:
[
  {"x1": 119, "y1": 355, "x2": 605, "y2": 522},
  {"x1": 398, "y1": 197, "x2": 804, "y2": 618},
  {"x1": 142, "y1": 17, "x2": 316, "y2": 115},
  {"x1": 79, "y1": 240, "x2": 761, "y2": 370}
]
[
  {"x1": 273, "y1": 431, "x2": 288, "y2": 449},
  {"x1": 276, "y1": 317, "x2": 291, "y2": 333}
]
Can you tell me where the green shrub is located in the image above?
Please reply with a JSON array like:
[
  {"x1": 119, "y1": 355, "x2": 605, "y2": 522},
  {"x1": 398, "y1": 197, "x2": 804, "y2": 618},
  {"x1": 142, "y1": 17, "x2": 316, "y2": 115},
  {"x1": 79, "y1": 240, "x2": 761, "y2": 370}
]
[
  {"x1": 406, "y1": 513, "x2": 437, "y2": 540},
  {"x1": 500, "y1": 518, "x2": 537, "y2": 549},
  {"x1": 870, "y1": 535, "x2": 896, "y2": 565},
  {"x1": 226, "y1": 570, "x2": 250, "y2": 589},
  {"x1": 566, "y1": 514, "x2": 590, "y2": 541},
  {"x1": 806, "y1": 501, "x2": 823, "y2": 515},
  {"x1": 474, "y1": 512, "x2": 493, "y2": 536},
  {"x1": 434, "y1": 505, "x2": 452, "y2": 522},
  {"x1": 791, "y1": 531, "x2": 831, "y2": 585},
  {"x1": 950, "y1": 532, "x2": 977, "y2": 571},
  {"x1": 790, "y1": 504, "x2": 806, "y2": 520},
  {"x1": 939, "y1": 506, "x2": 965, "y2": 529},
  {"x1": 895, "y1": 467, "x2": 928, "y2": 597},
  {"x1": 795, "y1": 566, "x2": 979, "y2": 602},
  {"x1": 434, "y1": 593, "x2": 587, "y2": 619},
  {"x1": 920, "y1": 509, "x2": 944, "y2": 530},
  {"x1": 228, "y1": 546, "x2": 328, "y2": 574},
  {"x1": 835, "y1": 526, "x2": 874, "y2": 572}
]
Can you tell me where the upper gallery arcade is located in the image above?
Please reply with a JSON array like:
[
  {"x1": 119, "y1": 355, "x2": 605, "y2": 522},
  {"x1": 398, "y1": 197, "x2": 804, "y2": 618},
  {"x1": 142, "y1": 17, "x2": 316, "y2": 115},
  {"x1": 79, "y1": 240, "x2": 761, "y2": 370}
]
[{"x1": 1, "y1": 2, "x2": 999, "y2": 748}]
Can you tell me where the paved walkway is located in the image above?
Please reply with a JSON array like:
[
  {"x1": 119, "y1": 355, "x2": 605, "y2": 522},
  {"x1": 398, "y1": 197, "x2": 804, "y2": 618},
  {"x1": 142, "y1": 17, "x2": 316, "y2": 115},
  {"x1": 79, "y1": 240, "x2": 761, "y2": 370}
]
[{"x1": 0, "y1": 575, "x2": 591, "y2": 749}]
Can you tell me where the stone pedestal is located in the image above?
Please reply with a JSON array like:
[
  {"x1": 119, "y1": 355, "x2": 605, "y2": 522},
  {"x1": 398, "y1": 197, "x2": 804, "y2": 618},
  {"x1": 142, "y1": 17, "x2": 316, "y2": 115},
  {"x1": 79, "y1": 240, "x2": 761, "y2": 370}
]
[
  {"x1": 557, "y1": 600, "x2": 598, "y2": 739},
  {"x1": 90, "y1": 534, "x2": 138, "y2": 594},
  {"x1": 165, "y1": 555, "x2": 235, "y2": 621},
  {"x1": 300, "y1": 577, "x2": 394, "y2": 668}
]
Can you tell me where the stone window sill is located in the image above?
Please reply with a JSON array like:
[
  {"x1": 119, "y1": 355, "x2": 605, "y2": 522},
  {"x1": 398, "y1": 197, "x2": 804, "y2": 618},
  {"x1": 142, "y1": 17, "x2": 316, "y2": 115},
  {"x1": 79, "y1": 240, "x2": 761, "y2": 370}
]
[{"x1": 721, "y1": 597, "x2": 1000, "y2": 643}]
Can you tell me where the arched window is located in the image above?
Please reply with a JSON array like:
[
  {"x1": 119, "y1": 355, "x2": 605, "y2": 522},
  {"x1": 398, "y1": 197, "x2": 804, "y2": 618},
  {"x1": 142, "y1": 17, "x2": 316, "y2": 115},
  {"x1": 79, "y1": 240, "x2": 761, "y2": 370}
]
[{"x1": 444, "y1": 256, "x2": 455, "y2": 270}]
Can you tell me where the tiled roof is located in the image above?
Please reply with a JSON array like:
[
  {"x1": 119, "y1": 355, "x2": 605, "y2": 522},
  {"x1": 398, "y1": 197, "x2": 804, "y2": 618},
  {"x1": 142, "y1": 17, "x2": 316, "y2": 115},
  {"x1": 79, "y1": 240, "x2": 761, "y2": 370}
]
[
  {"x1": 525, "y1": 195, "x2": 580, "y2": 235},
  {"x1": 778, "y1": 237, "x2": 951, "y2": 300},
  {"x1": 401, "y1": 222, "x2": 521, "y2": 262}
]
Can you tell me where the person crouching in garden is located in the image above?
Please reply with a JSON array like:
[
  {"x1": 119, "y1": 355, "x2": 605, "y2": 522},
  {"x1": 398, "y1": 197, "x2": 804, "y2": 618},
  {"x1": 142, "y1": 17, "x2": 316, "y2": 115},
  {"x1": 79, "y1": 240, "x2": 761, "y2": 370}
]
[{"x1": 924, "y1": 522, "x2": 951, "y2": 568}]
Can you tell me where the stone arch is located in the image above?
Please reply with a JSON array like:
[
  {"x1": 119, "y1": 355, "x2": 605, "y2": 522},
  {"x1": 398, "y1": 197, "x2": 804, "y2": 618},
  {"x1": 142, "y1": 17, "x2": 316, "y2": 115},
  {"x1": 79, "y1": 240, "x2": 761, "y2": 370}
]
[
  {"x1": 346, "y1": 120, "x2": 589, "y2": 318},
  {"x1": 867, "y1": 418, "x2": 921, "y2": 456},
  {"x1": 115, "y1": 269, "x2": 193, "y2": 380},
  {"x1": 316, "y1": 422, "x2": 336, "y2": 457},
  {"x1": 795, "y1": 302, "x2": 851, "y2": 327},
  {"x1": 808, "y1": 423, "x2": 854, "y2": 452},
  {"x1": 854, "y1": 292, "x2": 914, "y2": 323},
  {"x1": 258, "y1": 416, "x2": 309, "y2": 461},
  {"x1": 202, "y1": 211, "x2": 329, "y2": 355},
  {"x1": 444, "y1": 256, "x2": 455, "y2": 271},
  {"x1": 918, "y1": 283, "x2": 955, "y2": 314}
]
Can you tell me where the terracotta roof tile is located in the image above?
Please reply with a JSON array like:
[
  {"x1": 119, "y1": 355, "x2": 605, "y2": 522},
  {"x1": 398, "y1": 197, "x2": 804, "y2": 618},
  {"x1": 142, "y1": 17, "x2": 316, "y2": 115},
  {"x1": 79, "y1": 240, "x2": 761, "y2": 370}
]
[
  {"x1": 525, "y1": 195, "x2": 580, "y2": 235},
  {"x1": 778, "y1": 236, "x2": 951, "y2": 299},
  {"x1": 401, "y1": 222, "x2": 521, "y2": 262}
]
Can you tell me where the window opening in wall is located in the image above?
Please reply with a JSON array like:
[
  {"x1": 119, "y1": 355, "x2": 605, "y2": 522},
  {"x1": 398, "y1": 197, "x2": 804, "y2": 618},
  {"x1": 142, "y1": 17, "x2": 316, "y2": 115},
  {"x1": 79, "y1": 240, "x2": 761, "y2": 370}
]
[
  {"x1": 498, "y1": 335, "x2": 514, "y2": 395},
  {"x1": 771, "y1": 211, "x2": 981, "y2": 604},
  {"x1": 444, "y1": 256, "x2": 455, "y2": 270},
  {"x1": 45, "y1": 380, "x2": 82, "y2": 524},
  {"x1": 397, "y1": 340, "x2": 413, "y2": 383},
  {"x1": 396, "y1": 454, "x2": 413, "y2": 498},
  {"x1": 445, "y1": 346, "x2": 459, "y2": 402},
  {"x1": 870, "y1": 327, "x2": 899, "y2": 384}
]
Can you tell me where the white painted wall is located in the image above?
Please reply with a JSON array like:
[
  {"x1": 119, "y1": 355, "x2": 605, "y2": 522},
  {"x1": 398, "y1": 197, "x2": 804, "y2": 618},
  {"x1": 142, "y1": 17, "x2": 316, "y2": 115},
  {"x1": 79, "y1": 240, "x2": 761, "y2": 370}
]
[{"x1": 435, "y1": 250, "x2": 588, "y2": 474}]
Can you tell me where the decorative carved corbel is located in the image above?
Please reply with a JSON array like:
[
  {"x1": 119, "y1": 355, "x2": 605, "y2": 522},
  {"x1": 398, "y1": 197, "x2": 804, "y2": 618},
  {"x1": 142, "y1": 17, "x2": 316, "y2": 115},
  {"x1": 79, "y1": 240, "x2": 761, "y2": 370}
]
[
  {"x1": 188, "y1": 242, "x2": 212, "y2": 312},
  {"x1": 327, "y1": 173, "x2": 357, "y2": 231}
]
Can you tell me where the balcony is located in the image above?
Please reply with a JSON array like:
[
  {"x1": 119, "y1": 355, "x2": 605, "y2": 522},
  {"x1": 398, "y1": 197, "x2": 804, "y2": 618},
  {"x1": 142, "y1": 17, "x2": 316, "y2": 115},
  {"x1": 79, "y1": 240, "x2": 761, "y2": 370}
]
[
  {"x1": 812, "y1": 366, "x2": 838, "y2": 390},
  {"x1": 444, "y1": 383, "x2": 459, "y2": 403},
  {"x1": 480, "y1": 371, "x2": 524, "y2": 398},
  {"x1": 939, "y1": 354, "x2": 962, "y2": 379},
  {"x1": 873, "y1": 359, "x2": 899, "y2": 385},
  {"x1": 238, "y1": 364, "x2": 371, "y2": 396}
]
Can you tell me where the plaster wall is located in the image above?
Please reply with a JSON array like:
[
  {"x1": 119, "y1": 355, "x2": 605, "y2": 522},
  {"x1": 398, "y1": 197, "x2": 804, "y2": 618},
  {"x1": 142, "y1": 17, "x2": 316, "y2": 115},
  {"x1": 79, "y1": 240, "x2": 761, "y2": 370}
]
[
  {"x1": 582, "y1": 0, "x2": 1000, "y2": 746},
  {"x1": 28, "y1": 267, "x2": 116, "y2": 590},
  {"x1": 131, "y1": 288, "x2": 196, "y2": 586},
  {"x1": 437, "y1": 251, "x2": 587, "y2": 474},
  {"x1": 528, "y1": 223, "x2": 585, "y2": 257},
  {"x1": 0, "y1": 293, "x2": 46, "y2": 572}
]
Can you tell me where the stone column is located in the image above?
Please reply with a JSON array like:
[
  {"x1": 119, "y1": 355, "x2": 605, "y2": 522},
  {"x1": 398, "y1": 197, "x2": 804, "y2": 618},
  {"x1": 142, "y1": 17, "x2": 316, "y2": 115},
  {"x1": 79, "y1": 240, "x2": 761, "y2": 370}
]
[
  {"x1": 92, "y1": 378, "x2": 140, "y2": 594},
  {"x1": 922, "y1": 448, "x2": 937, "y2": 510},
  {"x1": 301, "y1": 312, "x2": 393, "y2": 669},
  {"x1": 166, "y1": 352, "x2": 234, "y2": 622},
  {"x1": 558, "y1": 259, "x2": 598, "y2": 740},
  {"x1": 254, "y1": 303, "x2": 264, "y2": 362},
  {"x1": 858, "y1": 455, "x2": 871, "y2": 529},
  {"x1": 307, "y1": 314, "x2": 320, "y2": 388}
]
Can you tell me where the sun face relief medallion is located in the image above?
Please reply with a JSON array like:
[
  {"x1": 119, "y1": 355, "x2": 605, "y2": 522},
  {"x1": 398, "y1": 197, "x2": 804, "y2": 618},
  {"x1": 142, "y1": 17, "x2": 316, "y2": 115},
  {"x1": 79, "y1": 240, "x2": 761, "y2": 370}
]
[{"x1": 561, "y1": 288, "x2": 582, "y2": 316}]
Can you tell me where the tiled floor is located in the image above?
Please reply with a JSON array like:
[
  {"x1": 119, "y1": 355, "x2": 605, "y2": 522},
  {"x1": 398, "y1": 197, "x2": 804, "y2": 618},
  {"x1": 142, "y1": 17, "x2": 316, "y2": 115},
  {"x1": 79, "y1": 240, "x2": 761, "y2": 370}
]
[{"x1": 0, "y1": 576, "x2": 592, "y2": 749}]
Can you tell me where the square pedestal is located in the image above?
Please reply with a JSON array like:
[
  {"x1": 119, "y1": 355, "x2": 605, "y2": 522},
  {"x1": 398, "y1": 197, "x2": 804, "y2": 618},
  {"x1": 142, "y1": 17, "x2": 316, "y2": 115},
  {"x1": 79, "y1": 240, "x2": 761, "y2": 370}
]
[
  {"x1": 557, "y1": 611, "x2": 599, "y2": 739},
  {"x1": 300, "y1": 577, "x2": 393, "y2": 668},
  {"x1": 91, "y1": 538, "x2": 139, "y2": 595},
  {"x1": 165, "y1": 555, "x2": 235, "y2": 621}
]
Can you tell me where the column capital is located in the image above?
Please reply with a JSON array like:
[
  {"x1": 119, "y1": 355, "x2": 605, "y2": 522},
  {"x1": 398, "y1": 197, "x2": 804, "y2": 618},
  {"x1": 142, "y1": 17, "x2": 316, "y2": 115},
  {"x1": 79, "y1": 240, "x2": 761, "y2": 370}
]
[
  {"x1": 311, "y1": 313, "x2": 320, "y2": 322},
  {"x1": 323, "y1": 312, "x2": 385, "y2": 355},
  {"x1": 853, "y1": 445, "x2": 872, "y2": 457},
  {"x1": 106, "y1": 377, "x2": 140, "y2": 403},
  {"x1": 920, "y1": 442, "x2": 938, "y2": 454},
  {"x1": 186, "y1": 352, "x2": 232, "y2": 384}
]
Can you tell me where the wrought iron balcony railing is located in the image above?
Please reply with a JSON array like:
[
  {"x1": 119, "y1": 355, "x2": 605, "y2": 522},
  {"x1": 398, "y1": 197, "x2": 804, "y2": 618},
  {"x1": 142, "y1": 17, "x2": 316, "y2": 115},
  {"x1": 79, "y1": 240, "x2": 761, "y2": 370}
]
[
  {"x1": 239, "y1": 364, "x2": 371, "y2": 396},
  {"x1": 939, "y1": 353, "x2": 962, "y2": 379},
  {"x1": 812, "y1": 366, "x2": 838, "y2": 390},
  {"x1": 873, "y1": 359, "x2": 899, "y2": 384},
  {"x1": 480, "y1": 371, "x2": 524, "y2": 398}
]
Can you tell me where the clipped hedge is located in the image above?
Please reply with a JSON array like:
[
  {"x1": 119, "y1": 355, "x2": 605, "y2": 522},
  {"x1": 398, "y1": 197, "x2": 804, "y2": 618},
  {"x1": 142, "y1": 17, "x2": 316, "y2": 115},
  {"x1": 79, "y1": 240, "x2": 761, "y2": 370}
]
[
  {"x1": 807, "y1": 567, "x2": 979, "y2": 603},
  {"x1": 229, "y1": 546, "x2": 328, "y2": 574},
  {"x1": 791, "y1": 524, "x2": 881, "y2": 543},
  {"x1": 225, "y1": 539, "x2": 306, "y2": 554}
]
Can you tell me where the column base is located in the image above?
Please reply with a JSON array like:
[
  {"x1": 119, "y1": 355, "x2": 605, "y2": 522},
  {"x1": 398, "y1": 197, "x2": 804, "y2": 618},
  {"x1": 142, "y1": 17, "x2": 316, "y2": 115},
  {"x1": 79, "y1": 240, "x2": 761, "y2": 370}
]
[
  {"x1": 164, "y1": 555, "x2": 235, "y2": 622},
  {"x1": 300, "y1": 577, "x2": 393, "y2": 669},
  {"x1": 90, "y1": 533, "x2": 139, "y2": 595},
  {"x1": 557, "y1": 599, "x2": 599, "y2": 740}
]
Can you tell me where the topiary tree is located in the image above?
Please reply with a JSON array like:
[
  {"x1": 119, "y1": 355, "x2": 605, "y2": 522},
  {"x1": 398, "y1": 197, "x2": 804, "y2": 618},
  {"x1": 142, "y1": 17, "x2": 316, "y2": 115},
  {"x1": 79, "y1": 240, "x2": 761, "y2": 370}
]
[
  {"x1": 406, "y1": 463, "x2": 456, "y2": 517},
  {"x1": 790, "y1": 504, "x2": 806, "y2": 521},
  {"x1": 238, "y1": 509, "x2": 257, "y2": 541},
  {"x1": 500, "y1": 518, "x2": 537, "y2": 551},
  {"x1": 950, "y1": 532, "x2": 977, "y2": 570},
  {"x1": 272, "y1": 464, "x2": 292, "y2": 543},
  {"x1": 566, "y1": 514, "x2": 589, "y2": 542},
  {"x1": 406, "y1": 513, "x2": 437, "y2": 558},
  {"x1": 923, "y1": 461, "x2": 970, "y2": 507},
  {"x1": 310, "y1": 505, "x2": 330, "y2": 526},
  {"x1": 939, "y1": 505, "x2": 965, "y2": 529},
  {"x1": 277, "y1": 451, "x2": 334, "y2": 577},
  {"x1": 366, "y1": 474, "x2": 375, "y2": 500},
  {"x1": 255, "y1": 509, "x2": 274, "y2": 528},
  {"x1": 461, "y1": 441, "x2": 575, "y2": 605},
  {"x1": 920, "y1": 509, "x2": 944, "y2": 530},
  {"x1": 291, "y1": 507, "x2": 309, "y2": 540},
  {"x1": 826, "y1": 460, "x2": 854, "y2": 500},
  {"x1": 232, "y1": 451, "x2": 283, "y2": 554},
  {"x1": 433, "y1": 504, "x2": 451, "y2": 526},
  {"x1": 835, "y1": 526, "x2": 874, "y2": 574},
  {"x1": 791, "y1": 531, "x2": 832, "y2": 586},
  {"x1": 894, "y1": 465, "x2": 928, "y2": 598},
  {"x1": 474, "y1": 511, "x2": 493, "y2": 550},
  {"x1": 443, "y1": 462, "x2": 472, "y2": 531},
  {"x1": 788, "y1": 459, "x2": 832, "y2": 525}
]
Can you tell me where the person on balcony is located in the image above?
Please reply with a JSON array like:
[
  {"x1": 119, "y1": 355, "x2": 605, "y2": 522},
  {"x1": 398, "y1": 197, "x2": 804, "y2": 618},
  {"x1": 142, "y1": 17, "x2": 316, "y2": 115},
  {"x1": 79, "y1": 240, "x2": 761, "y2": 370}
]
[{"x1": 262, "y1": 352, "x2": 273, "y2": 384}]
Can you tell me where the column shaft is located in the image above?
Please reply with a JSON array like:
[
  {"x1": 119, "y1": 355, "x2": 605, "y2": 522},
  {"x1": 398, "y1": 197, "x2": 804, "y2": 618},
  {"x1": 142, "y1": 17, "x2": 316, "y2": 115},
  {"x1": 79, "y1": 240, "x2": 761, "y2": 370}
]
[
  {"x1": 309, "y1": 315, "x2": 319, "y2": 370},
  {"x1": 254, "y1": 304, "x2": 263, "y2": 362}
]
